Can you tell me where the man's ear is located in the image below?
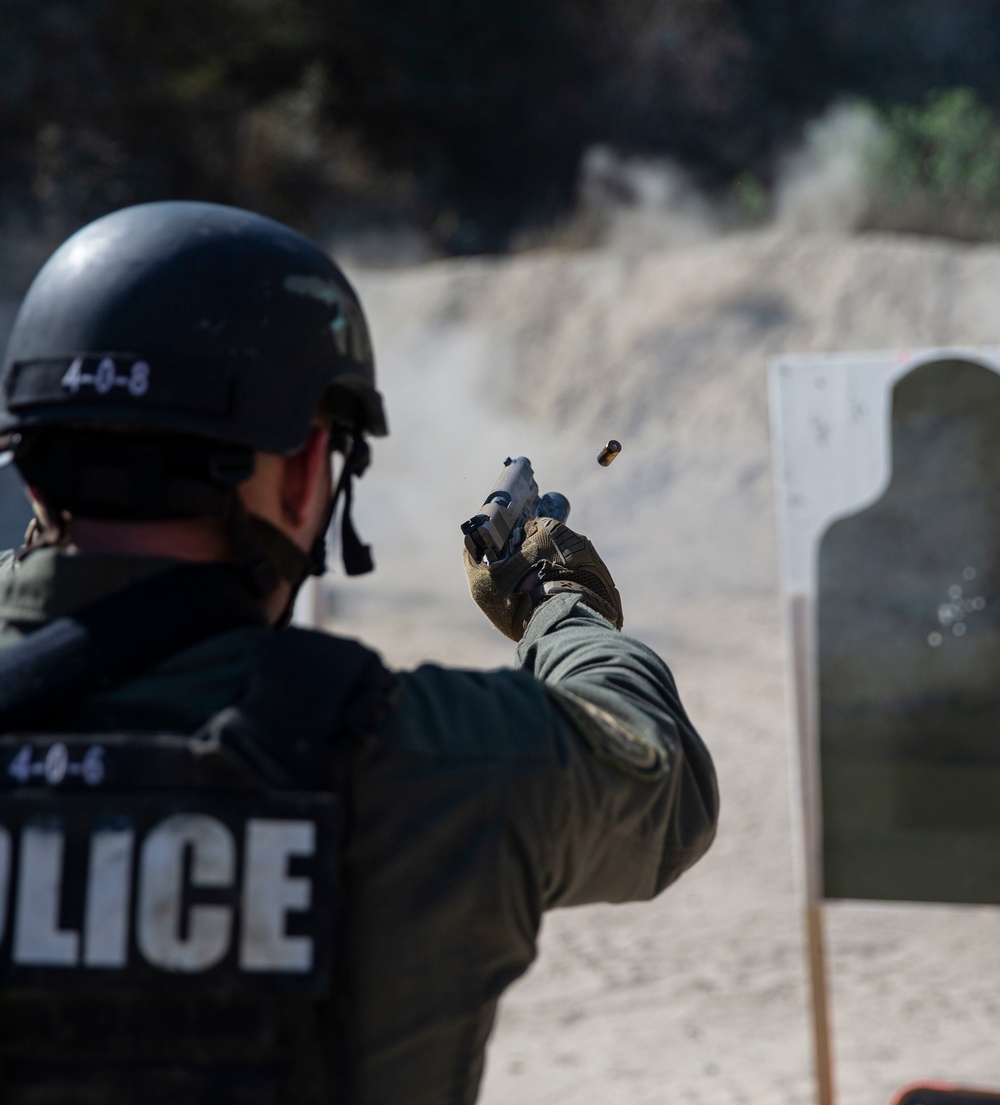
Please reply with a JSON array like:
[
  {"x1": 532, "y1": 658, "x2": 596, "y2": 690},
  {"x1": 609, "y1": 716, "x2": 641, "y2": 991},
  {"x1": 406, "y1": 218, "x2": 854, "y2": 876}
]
[
  {"x1": 280, "y1": 426, "x2": 331, "y2": 534},
  {"x1": 23, "y1": 488, "x2": 65, "y2": 545}
]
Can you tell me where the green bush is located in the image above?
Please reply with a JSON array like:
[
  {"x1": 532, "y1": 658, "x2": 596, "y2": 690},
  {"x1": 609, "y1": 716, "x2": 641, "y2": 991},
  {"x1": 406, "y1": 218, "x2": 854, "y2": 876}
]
[{"x1": 865, "y1": 88, "x2": 1000, "y2": 240}]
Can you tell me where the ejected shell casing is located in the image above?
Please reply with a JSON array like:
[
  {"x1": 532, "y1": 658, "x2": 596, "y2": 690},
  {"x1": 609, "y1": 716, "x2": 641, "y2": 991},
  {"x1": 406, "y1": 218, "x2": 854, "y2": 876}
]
[{"x1": 597, "y1": 440, "x2": 622, "y2": 467}]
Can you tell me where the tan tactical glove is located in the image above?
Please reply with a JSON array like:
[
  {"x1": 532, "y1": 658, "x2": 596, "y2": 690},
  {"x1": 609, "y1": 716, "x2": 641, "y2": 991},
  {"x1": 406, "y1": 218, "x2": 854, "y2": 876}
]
[{"x1": 464, "y1": 516, "x2": 624, "y2": 641}]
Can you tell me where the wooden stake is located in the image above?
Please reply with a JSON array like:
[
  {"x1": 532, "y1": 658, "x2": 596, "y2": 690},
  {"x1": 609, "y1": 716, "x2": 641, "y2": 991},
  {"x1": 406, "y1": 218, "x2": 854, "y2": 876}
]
[
  {"x1": 790, "y1": 596, "x2": 836, "y2": 1105},
  {"x1": 806, "y1": 903, "x2": 835, "y2": 1105}
]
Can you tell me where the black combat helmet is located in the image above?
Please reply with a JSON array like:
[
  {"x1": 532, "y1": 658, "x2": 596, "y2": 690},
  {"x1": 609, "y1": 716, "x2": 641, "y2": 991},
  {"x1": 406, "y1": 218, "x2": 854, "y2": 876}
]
[
  {"x1": 1, "y1": 200, "x2": 386, "y2": 448},
  {"x1": 0, "y1": 201, "x2": 387, "y2": 588}
]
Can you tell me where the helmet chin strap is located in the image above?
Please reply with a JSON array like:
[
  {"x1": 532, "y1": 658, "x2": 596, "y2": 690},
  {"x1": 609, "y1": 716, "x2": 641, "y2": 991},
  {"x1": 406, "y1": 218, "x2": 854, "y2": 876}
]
[{"x1": 310, "y1": 433, "x2": 374, "y2": 578}]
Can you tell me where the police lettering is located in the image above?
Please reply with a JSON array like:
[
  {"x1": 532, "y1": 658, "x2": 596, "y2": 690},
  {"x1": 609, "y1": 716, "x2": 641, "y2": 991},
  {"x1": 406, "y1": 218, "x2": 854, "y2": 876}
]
[{"x1": 0, "y1": 814, "x2": 317, "y2": 974}]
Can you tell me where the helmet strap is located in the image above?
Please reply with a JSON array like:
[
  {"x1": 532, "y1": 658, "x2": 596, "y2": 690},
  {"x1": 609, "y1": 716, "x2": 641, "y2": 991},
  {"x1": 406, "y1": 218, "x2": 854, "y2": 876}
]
[{"x1": 320, "y1": 434, "x2": 373, "y2": 577}]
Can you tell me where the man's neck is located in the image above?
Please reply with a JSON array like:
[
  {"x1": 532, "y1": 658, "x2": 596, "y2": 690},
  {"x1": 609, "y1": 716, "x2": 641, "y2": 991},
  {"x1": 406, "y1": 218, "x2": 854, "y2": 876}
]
[
  {"x1": 53, "y1": 518, "x2": 295, "y2": 626},
  {"x1": 69, "y1": 517, "x2": 231, "y2": 562}
]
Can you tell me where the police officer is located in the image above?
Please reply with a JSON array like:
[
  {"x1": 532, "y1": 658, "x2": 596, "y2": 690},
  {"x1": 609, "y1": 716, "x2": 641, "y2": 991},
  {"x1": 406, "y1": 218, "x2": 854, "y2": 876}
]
[{"x1": 0, "y1": 202, "x2": 718, "y2": 1105}]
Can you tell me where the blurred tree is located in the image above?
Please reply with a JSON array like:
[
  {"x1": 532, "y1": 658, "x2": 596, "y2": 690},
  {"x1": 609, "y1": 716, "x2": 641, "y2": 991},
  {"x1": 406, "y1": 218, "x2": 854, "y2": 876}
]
[
  {"x1": 6, "y1": 0, "x2": 1000, "y2": 260},
  {"x1": 315, "y1": 0, "x2": 603, "y2": 251},
  {"x1": 312, "y1": 0, "x2": 762, "y2": 250},
  {"x1": 864, "y1": 88, "x2": 1000, "y2": 240},
  {"x1": 0, "y1": 0, "x2": 317, "y2": 240}
]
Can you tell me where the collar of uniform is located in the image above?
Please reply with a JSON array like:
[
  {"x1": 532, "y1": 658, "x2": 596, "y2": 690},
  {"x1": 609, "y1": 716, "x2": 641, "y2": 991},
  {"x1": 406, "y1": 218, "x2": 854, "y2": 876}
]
[{"x1": 0, "y1": 546, "x2": 187, "y2": 627}]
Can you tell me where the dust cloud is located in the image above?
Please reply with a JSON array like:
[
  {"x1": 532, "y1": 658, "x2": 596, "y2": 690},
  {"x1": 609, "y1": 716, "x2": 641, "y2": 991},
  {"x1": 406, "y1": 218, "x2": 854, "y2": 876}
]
[
  {"x1": 774, "y1": 102, "x2": 885, "y2": 233},
  {"x1": 572, "y1": 100, "x2": 886, "y2": 250}
]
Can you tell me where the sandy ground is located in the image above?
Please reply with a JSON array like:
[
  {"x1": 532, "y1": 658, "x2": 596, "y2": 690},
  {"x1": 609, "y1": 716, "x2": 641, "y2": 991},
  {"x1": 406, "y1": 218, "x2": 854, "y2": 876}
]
[{"x1": 5, "y1": 228, "x2": 1000, "y2": 1103}]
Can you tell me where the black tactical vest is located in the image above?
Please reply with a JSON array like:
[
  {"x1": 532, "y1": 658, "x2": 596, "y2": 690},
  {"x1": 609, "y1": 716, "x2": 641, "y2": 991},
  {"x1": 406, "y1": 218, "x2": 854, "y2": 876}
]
[{"x1": 0, "y1": 567, "x2": 396, "y2": 1104}]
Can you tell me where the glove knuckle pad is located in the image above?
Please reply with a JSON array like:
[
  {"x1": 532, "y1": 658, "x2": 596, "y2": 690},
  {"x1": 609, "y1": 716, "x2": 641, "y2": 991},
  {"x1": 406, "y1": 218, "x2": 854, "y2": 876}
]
[{"x1": 464, "y1": 520, "x2": 624, "y2": 637}]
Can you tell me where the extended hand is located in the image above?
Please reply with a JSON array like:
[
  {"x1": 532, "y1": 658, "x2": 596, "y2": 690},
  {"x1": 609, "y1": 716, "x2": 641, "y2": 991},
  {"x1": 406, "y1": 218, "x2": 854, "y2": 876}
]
[{"x1": 464, "y1": 516, "x2": 624, "y2": 641}]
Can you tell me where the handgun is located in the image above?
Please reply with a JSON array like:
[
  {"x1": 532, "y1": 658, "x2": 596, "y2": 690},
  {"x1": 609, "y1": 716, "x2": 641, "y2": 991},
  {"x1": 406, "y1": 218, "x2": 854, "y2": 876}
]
[{"x1": 461, "y1": 456, "x2": 570, "y2": 565}]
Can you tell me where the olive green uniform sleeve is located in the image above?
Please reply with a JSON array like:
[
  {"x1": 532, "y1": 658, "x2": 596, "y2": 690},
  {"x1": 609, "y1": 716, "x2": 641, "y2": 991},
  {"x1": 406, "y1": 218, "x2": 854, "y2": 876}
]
[
  {"x1": 513, "y1": 593, "x2": 718, "y2": 906},
  {"x1": 344, "y1": 597, "x2": 716, "y2": 1103},
  {"x1": 377, "y1": 592, "x2": 717, "y2": 914}
]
